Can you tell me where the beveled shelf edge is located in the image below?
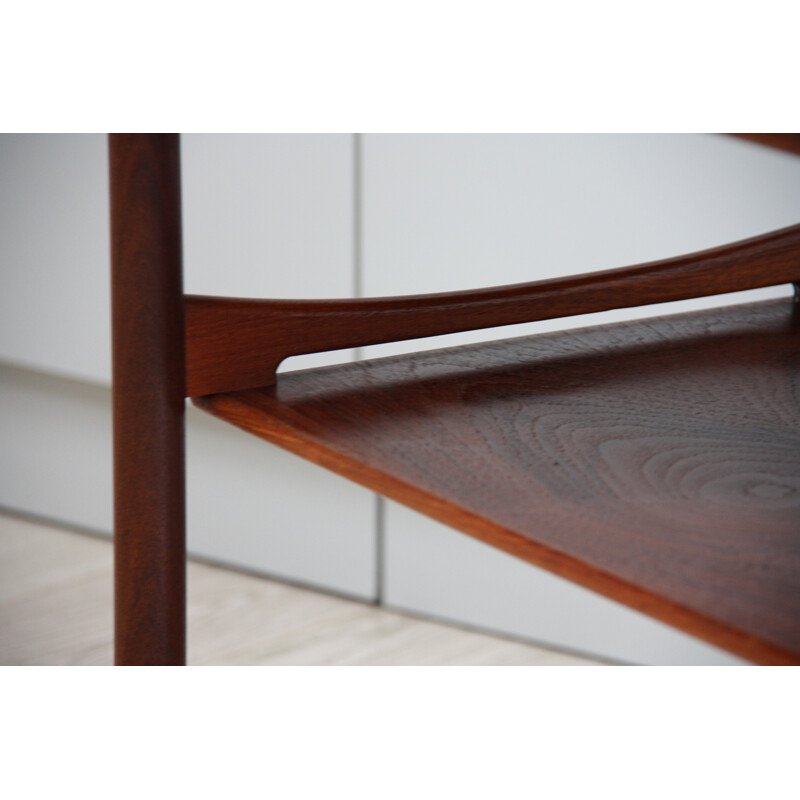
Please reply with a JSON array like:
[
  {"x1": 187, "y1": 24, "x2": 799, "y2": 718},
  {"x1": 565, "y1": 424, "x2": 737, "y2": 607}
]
[
  {"x1": 185, "y1": 222, "x2": 800, "y2": 397},
  {"x1": 193, "y1": 382, "x2": 799, "y2": 667}
]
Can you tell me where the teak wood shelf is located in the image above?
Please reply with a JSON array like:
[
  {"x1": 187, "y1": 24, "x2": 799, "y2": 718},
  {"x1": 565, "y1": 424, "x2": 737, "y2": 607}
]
[
  {"x1": 196, "y1": 299, "x2": 800, "y2": 665},
  {"x1": 110, "y1": 133, "x2": 800, "y2": 666}
]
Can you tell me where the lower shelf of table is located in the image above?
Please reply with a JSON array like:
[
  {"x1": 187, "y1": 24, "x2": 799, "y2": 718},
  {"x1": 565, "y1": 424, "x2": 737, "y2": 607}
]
[{"x1": 194, "y1": 298, "x2": 800, "y2": 665}]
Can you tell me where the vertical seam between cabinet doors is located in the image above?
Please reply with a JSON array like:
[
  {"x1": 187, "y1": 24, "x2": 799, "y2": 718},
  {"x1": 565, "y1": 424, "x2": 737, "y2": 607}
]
[{"x1": 351, "y1": 132, "x2": 385, "y2": 602}]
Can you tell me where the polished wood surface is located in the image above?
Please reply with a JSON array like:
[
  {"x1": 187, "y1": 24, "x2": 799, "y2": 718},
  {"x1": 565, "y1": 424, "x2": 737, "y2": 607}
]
[
  {"x1": 195, "y1": 299, "x2": 800, "y2": 665},
  {"x1": 185, "y1": 223, "x2": 800, "y2": 396},
  {"x1": 110, "y1": 133, "x2": 186, "y2": 666}
]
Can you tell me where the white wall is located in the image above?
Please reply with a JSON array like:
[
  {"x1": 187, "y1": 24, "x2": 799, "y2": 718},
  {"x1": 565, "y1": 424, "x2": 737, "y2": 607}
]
[{"x1": 2, "y1": 133, "x2": 798, "y2": 661}]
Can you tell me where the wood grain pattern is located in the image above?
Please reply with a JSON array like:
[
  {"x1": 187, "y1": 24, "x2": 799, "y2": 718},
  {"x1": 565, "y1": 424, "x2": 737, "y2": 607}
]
[
  {"x1": 110, "y1": 133, "x2": 186, "y2": 666},
  {"x1": 194, "y1": 299, "x2": 800, "y2": 665},
  {"x1": 185, "y1": 223, "x2": 800, "y2": 396}
]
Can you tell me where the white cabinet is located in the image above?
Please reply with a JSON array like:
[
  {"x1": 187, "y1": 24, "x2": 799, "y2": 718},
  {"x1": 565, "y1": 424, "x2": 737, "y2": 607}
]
[
  {"x1": 0, "y1": 133, "x2": 358, "y2": 382},
  {"x1": 0, "y1": 134, "x2": 377, "y2": 600},
  {"x1": 361, "y1": 134, "x2": 800, "y2": 663}
]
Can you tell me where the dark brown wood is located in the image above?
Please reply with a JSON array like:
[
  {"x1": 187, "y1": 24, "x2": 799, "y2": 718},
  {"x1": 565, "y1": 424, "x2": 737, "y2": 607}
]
[
  {"x1": 194, "y1": 298, "x2": 800, "y2": 665},
  {"x1": 729, "y1": 133, "x2": 800, "y2": 157},
  {"x1": 185, "y1": 223, "x2": 800, "y2": 396},
  {"x1": 110, "y1": 134, "x2": 186, "y2": 666}
]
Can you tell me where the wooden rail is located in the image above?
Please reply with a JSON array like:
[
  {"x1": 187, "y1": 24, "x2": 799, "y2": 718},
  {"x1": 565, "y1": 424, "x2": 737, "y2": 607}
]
[{"x1": 185, "y1": 223, "x2": 800, "y2": 396}]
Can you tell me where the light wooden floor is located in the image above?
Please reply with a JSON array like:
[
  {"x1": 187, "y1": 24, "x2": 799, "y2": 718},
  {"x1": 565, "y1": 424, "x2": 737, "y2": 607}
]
[{"x1": 0, "y1": 513, "x2": 602, "y2": 665}]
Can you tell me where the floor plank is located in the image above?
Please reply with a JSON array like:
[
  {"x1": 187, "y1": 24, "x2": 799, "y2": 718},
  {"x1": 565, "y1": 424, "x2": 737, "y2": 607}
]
[{"x1": 0, "y1": 514, "x2": 601, "y2": 666}]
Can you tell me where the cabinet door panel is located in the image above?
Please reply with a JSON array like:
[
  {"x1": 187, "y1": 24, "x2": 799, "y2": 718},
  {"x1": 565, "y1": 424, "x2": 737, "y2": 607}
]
[
  {"x1": 0, "y1": 135, "x2": 377, "y2": 600},
  {"x1": 0, "y1": 133, "x2": 357, "y2": 383},
  {"x1": 0, "y1": 134, "x2": 110, "y2": 383}
]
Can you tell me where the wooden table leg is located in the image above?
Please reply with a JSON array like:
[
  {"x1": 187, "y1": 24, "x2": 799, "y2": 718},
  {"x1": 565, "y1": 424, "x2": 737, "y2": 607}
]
[{"x1": 109, "y1": 133, "x2": 186, "y2": 666}]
